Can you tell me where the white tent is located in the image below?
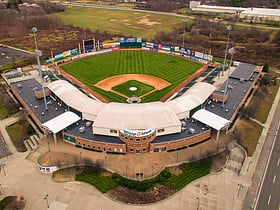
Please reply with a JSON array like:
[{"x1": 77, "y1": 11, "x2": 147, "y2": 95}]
[
  {"x1": 192, "y1": 109, "x2": 231, "y2": 139},
  {"x1": 42, "y1": 111, "x2": 80, "y2": 143}
]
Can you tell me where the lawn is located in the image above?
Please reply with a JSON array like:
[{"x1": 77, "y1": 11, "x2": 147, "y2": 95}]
[
  {"x1": 6, "y1": 119, "x2": 34, "y2": 152},
  {"x1": 235, "y1": 117, "x2": 263, "y2": 157},
  {"x1": 60, "y1": 50, "x2": 202, "y2": 102},
  {"x1": 50, "y1": 6, "x2": 189, "y2": 40},
  {"x1": 74, "y1": 158, "x2": 211, "y2": 197},
  {"x1": 0, "y1": 84, "x2": 19, "y2": 120},
  {"x1": 254, "y1": 72, "x2": 280, "y2": 124},
  {"x1": 112, "y1": 80, "x2": 154, "y2": 97}
]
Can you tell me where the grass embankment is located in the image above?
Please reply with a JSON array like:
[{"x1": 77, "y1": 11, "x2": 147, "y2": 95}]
[
  {"x1": 50, "y1": 6, "x2": 187, "y2": 40},
  {"x1": 254, "y1": 73, "x2": 279, "y2": 124},
  {"x1": 61, "y1": 50, "x2": 202, "y2": 102},
  {"x1": 0, "y1": 84, "x2": 19, "y2": 120},
  {"x1": 236, "y1": 70, "x2": 280, "y2": 156},
  {"x1": 235, "y1": 118, "x2": 263, "y2": 156},
  {"x1": 6, "y1": 119, "x2": 35, "y2": 152},
  {"x1": 74, "y1": 158, "x2": 211, "y2": 194}
]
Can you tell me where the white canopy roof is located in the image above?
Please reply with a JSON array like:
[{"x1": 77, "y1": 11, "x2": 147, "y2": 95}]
[
  {"x1": 42, "y1": 111, "x2": 80, "y2": 133},
  {"x1": 165, "y1": 82, "x2": 216, "y2": 117},
  {"x1": 192, "y1": 109, "x2": 230, "y2": 130},
  {"x1": 47, "y1": 79, "x2": 217, "y2": 133},
  {"x1": 93, "y1": 102, "x2": 181, "y2": 130},
  {"x1": 47, "y1": 80, "x2": 104, "y2": 119}
]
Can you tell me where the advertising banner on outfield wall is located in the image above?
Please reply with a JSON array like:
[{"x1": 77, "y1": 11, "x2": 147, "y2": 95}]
[
  {"x1": 120, "y1": 37, "x2": 142, "y2": 43},
  {"x1": 199, "y1": 59, "x2": 208, "y2": 64},
  {"x1": 145, "y1": 42, "x2": 154, "y2": 48},
  {"x1": 161, "y1": 45, "x2": 171, "y2": 51},
  {"x1": 141, "y1": 47, "x2": 150, "y2": 51},
  {"x1": 190, "y1": 56, "x2": 199, "y2": 61},
  {"x1": 195, "y1": 51, "x2": 204, "y2": 59},
  {"x1": 46, "y1": 48, "x2": 78, "y2": 63}
]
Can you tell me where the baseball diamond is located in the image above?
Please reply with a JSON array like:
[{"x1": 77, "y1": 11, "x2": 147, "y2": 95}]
[
  {"x1": 59, "y1": 50, "x2": 203, "y2": 103},
  {"x1": 5, "y1": 44, "x2": 261, "y2": 168}
]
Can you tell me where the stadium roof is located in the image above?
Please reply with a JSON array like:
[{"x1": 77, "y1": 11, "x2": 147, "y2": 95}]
[
  {"x1": 42, "y1": 111, "x2": 80, "y2": 133},
  {"x1": 47, "y1": 80, "x2": 104, "y2": 119},
  {"x1": 47, "y1": 80, "x2": 216, "y2": 133},
  {"x1": 192, "y1": 109, "x2": 230, "y2": 130},
  {"x1": 230, "y1": 63, "x2": 256, "y2": 80},
  {"x1": 93, "y1": 102, "x2": 181, "y2": 131},
  {"x1": 165, "y1": 82, "x2": 216, "y2": 117}
]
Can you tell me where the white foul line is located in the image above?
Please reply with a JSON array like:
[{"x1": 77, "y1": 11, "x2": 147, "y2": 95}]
[
  {"x1": 273, "y1": 175, "x2": 276, "y2": 183},
  {"x1": 267, "y1": 195, "x2": 271, "y2": 205}
]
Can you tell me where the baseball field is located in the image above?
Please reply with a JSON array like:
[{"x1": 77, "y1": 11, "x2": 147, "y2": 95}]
[
  {"x1": 50, "y1": 6, "x2": 189, "y2": 40},
  {"x1": 60, "y1": 50, "x2": 203, "y2": 103}
]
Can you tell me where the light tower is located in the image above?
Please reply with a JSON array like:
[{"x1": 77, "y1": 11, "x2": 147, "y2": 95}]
[
  {"x1": 222, "y1": 47, "x2": 236, "y2": 108},
  {"x1": 32, "y1": 27, "x2": 48, "y2": 111},
  {"x1": 221, "y1": 25, "x2": 232, "y2": 76}
]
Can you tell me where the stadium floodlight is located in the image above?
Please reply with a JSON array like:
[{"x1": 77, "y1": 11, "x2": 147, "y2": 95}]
[
  {"x1": 32, "y1": 27, "x2": 48, "y2": 111},
  {"x1": 222, "y1": 47, "x2": 236, "y2": 108},
  {"x1": 182, "y1": 20, "x2": 186, "y2": 48},
  {"x1": 221, "y1": 25, "x2": 232, "y2": 76}
]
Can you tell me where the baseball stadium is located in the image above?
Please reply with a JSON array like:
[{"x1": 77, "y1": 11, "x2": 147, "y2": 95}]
[{"x1": 3, "y1": 37, "x2": 262, "y2": 156}]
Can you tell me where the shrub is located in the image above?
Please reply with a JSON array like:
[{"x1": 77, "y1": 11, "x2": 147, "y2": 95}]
[
  {"x1": 27, "y1": 124, "x2": 35, "y2": 135},
  {"x1": 76, "y1": 169, "x2": 118, "y2": 193},
  {"x1": 263, "y1": 64, "x2": 269, "y2": 73}
]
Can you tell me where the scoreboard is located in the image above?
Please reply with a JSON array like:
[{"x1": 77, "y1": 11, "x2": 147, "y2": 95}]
[{"x1": 120, "y1": 37, "x2": 142, "y2": 49}]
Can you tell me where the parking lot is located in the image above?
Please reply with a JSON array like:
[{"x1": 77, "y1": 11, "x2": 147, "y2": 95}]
[{"x1": 0, "y1": 45, "x2": 33, "y2": 66}]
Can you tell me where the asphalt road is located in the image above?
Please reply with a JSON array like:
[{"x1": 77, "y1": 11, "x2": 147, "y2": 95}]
[{"x1": 255, "y1": 120, "x2": 280, "y2": 210}]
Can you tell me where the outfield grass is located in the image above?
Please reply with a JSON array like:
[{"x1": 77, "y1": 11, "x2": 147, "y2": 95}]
[
  {"x1": 112, "y1": 80, "x2": 154, "y2": 97},
  {"x1": 61, "y1": 50, "x2": 202, "y2": 102},
  {"x1": 50, "y1": 6, "x2": 190, "y2": 40}
]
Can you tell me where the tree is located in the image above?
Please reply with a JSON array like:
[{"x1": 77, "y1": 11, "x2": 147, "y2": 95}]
[
  {"x1": 263, "y1": 64, "x2": 269, "y2": 73},
  {"x1": 6, "y1": 0, "x2": 22, "y2": 10}
]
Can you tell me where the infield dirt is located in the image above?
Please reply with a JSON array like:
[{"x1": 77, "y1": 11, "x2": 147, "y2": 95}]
[{"x1": 94, "y1": 74, "x2": 170, "y2": 91}]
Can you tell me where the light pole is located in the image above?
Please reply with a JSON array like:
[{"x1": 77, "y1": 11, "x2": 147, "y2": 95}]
[
  {"x1": 1, "y1": 164, "x2": 6, "y2": 176},
  {"x1": 237, "y1": 183, "x2": 244, "y2": 197},
  {"x1": 126, "y1": 166, "x2": 128, "y2": 177},
  {"x1": 196, "y1": 196, "x2": 200, "y2": 210},
  {"x1": 44, "y1": 194, "x2": 49, "y2": 208},
  {"x1": 247, "y1": 161, "x2": 253, "y2": 172},
  {"x1": 32, "y1": 27, "x2": 48, "y2": 111},
  {"x1": 49, "y1": 155, "x2": 52, "y2": 166},
  {"x1": 222, "y1": 47, "x2": 236, "y2": 108},
  {"x1": 47, "y1": 141, "x2": 50, "y2": 152},
  {"x1": 80, "y1": 151, "x2": 82, "y2": 163},
  {"x1": 182, "y1": 20, "x2": 186, "y2": 48},
  {"x1": 221, "y1": 25, "x2": 232, "y2": 76}
]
